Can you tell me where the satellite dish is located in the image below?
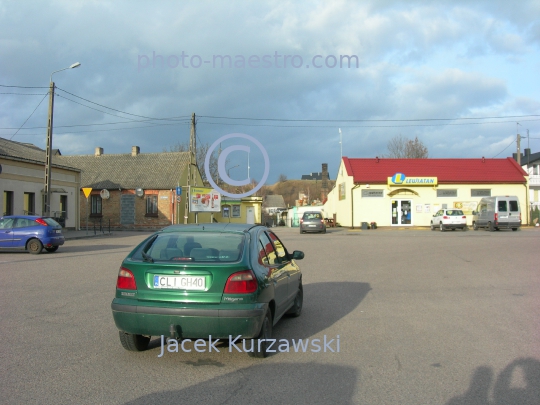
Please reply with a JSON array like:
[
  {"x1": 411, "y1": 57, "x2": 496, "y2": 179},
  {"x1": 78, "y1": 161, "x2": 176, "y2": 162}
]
[
  {"x1": 135, "y1": 188, "x2": 144, "y2": 198},
  {"x1": 100, "y1": 189, "x2": 110, "y2": 199}
]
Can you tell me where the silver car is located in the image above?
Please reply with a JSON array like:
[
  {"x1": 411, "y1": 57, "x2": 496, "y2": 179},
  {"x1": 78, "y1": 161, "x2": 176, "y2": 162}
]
[{"x1": 299, "y1": 211, "x2": 326, "y2": 234}]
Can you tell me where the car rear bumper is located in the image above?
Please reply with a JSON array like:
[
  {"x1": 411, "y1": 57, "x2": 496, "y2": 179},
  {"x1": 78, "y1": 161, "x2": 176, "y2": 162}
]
[
  {"x1": 300, "y1": 224, "x2": 326, "y2": 232},
  {"x1": 494, "y1": 221, "x2": 521, "y2": 229},
  {"x1": 42, "y1": 235, "x2": 65, "y2": 247},
  {"x1": 442, "y1": 223, "x2": 467, "y2": 229},
  {"x1": 111, "y1": 299, "x2": 267, "y2": 339}
]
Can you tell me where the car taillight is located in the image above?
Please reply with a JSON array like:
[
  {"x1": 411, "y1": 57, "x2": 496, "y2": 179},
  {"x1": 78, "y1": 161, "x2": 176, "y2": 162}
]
[
  {"x1": 321, "y1": 219, "x2": 324, "y2": 223},
  {"x1": 462, "y1": 216, "x2": 466, "y2": 219},
  {"x1": 117, "y1": 267, "x2": 137, "y2": 290},
  {"x1": 35, "y1": 218, "x2": 48, "y2": 226},
  {"x1": 519, "y1": 213, "x2": 521, "y2": 222},
  {"x1": 494, "y1": 213, "x2": 498, "y2": 222},
  {"x1": 224, "y1": 270, "x2": 257, "y2": 294},
  {"x1": 443, "y1": 216, "x2": 449, "y2": 219},
  {"x1": 300, "y1": 219, "x2": 303, "y2": 223}
]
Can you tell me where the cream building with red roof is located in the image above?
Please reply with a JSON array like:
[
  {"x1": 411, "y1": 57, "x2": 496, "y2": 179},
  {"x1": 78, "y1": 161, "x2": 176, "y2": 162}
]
[{"x1": 324, "y1": 157, "x2": 529, "y2": 228}]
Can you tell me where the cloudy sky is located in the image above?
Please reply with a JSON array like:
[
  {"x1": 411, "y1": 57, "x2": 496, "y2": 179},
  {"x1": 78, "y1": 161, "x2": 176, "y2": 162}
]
[{"x1": 1, "y1": 0, "x2": 539, "y2": 183}]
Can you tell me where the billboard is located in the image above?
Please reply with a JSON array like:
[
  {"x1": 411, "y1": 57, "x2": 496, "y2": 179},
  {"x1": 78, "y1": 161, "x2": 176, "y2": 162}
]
[{"x1": 190, "y1": 187, "x2": 221, "y2": 212}]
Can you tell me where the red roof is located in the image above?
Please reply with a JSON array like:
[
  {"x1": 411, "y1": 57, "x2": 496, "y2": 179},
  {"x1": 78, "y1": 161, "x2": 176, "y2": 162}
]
[{"x1": 342, "y1": 157, "x2": 527, "y2": 184}]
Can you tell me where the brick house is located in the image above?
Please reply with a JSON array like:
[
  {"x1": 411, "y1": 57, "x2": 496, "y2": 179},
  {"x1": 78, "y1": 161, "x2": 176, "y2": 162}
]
[{"x1": 57, "y1": 146, "x2": 210, "y2": 230}]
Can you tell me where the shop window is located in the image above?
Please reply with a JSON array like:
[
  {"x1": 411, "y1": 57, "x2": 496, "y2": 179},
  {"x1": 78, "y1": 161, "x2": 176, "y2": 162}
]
[
  {"x1": 90, "y1": 195, "x2": 102, "y2": 216},
  {"x1": 437, "y1": 189, "x2": 457, "y2": 198},
  {"x1": 471, "y1": 189, "x2": 491, "y2": 197},
  {"x1": 146, "y1": 195, "x2": 158, "y2": 217},
  {"x1": 232, "y1": 205, "x2": 241, "y2": 218},
  {"x1": 222, "y1": 206, "x2": 230, "y2": 218}
]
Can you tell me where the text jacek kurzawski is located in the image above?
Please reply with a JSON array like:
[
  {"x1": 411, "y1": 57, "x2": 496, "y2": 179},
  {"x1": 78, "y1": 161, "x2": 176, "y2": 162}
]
[{"x1": 157, "y1": 335, "x2": 340, "y2": 357}]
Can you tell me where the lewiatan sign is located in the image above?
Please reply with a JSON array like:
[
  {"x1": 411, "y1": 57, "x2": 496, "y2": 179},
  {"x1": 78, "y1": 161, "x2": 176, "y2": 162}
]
[{"x1": 387, "y1": 173, "x2": 438, "y2": 186}]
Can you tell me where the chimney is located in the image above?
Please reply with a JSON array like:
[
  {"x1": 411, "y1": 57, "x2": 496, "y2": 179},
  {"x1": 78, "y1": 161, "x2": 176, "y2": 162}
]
[
  {"x1": 132, "y1": 146, "x2": 140, "y2": 156},
  {"x1": 95, "y1": 147, "x2": 103, "y2": 156},
  {"x1": 321, "y1": 163, "x2": 329, "y2": 201}
]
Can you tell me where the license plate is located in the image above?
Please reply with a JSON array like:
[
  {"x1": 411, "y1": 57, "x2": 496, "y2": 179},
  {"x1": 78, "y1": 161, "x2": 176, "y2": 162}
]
[
  {"x1": 153, "y1": 276, "x2": 205, "y2": 290},
  {"x1": 308, "y1": 224, "x2": 316, "y2": 227},
  {"x1": 55, "y1": 230, "x2": 62, "y2": 233}
]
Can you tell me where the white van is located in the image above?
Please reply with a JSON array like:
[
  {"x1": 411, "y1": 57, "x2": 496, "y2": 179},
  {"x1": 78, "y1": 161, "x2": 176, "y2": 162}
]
[{"x1": 472, "y1": 196, "x2": 521, "y2": 231}]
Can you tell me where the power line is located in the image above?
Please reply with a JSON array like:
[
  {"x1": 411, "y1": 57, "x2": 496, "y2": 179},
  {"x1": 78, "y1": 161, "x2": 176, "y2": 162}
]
[
  {"x1": 9, "y1": 93, "x2": 48, "y2": 140},
  {"x1": 198, "y1": 114, "x2": 540, "y2": 123},
  {"x1": 492, "y1": 139, "x2": 516, "y2": 158},
  {"x1": 55, "y1": 87, "x2": 190, "y2": 122},
  {"x1": 0, "y1": 84, "x2": 49, "y2": 89},
  {"x1": 0, "y1": 92, "x2": 48, "y2": 95}
]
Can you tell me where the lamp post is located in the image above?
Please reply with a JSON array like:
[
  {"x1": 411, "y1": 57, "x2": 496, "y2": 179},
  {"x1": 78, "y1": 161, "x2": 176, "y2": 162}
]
[{"x1": 44, "y1": 62, "x2": 81, "y2": 216}]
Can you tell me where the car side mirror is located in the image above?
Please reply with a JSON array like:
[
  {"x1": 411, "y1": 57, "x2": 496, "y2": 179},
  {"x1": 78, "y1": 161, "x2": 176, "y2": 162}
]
[{"x1": 292, "y1": 250, "x2": 304, "y2": 260}]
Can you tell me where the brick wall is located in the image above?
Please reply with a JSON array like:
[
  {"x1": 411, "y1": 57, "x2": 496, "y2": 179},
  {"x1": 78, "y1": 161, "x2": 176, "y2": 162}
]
[{"x1": 79, "y1": 189, "x2": 174, "y2": 230}]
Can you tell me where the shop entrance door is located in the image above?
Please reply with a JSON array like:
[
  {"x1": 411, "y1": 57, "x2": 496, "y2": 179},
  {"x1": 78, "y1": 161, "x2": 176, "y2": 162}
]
[{"x1": 391, "y1": 200, "x2": 412, "y2": 226}]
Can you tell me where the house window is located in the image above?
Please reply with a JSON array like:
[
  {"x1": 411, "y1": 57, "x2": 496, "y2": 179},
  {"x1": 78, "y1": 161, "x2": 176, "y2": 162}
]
[
  {"x1": 3, "y1": 191, "x2": 14, "y2": 216},
  {"x1": 232, "y1": 205, "x2": 241, "y2": 217},
  {"x1": 437, "y1": 189, "x2": 457, "y2": 198},
  {"x1": 471, "y1": 189, "x2": 491, "y2": 197},
  {"x1": 90, "y1": 195, "x2": 102, "y2": 216},
  {"x1": 24, "y1": 192, "x2": 35, "y2": 215},
  {"x1": 146, "y1": 195, "x2": 158, "y2": 216},
  {"x1": 60, "y1": 195, "x2": 67, "y2": 218},
  {"x1": 534, "y1": 165, "x2": 539, "y2": 175}
]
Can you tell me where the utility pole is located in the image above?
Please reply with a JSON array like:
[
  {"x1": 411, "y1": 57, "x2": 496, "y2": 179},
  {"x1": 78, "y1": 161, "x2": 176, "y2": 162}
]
[
  {"x1": 44, "y1": 81, "x2": 55, "y2": 216},
  {"x1": 185, "y1": 113, "x2": 196, "y2": 224}
]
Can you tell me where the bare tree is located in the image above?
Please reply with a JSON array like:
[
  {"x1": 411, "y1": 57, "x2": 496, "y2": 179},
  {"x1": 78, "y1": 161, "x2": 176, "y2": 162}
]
[
  {"x1": 386, "y1": 135, "x2": 428, "y2": 158},
  {"x1": 166, "y1": 142, "x2": 223, "y2": 184},
  {"x1": 278, "y1": 173, "x2": 288, "y2": 182}
]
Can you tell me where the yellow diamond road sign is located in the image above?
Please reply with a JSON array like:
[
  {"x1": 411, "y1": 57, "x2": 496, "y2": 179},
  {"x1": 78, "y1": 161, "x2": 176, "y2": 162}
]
[{"x1": 82, "y1": 187, "x2": 92, "y2": 198}]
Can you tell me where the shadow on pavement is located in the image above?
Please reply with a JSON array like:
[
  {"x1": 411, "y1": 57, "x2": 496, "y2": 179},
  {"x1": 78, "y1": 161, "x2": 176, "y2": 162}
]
[
  {"x1": 123, "y1": 363, "x2": 357, "y2": 405},
  {"x1": 446, "y1": 358, "x2": 540, "y2": 405}
]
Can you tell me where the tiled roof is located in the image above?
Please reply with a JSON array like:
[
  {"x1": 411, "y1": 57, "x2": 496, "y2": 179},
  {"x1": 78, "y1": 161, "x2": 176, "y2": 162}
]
[
  {"x1": 56, "y1": 152, "x2": 191, "y2": 189},
  {"x1": 342, "y1": 157, "x2": 527, "y2": 184},
  {"x1": 263, "y1": 195, "x2": 286, "y2": 208},
  {"x1": 0, "y1": 137, "x2": 76, "y2": 171}
]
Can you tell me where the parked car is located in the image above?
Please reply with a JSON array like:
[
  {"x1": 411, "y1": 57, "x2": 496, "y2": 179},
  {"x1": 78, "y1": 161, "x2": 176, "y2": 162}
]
[
  {"x1": 299, "y1": 211, "x2": 326, "y2": 234},
  {"x1": 430, "y1": 209, "x2": 467, "y2": 231},
  {"x1": 111, "y1": 223, "x2": 304, "y2": 358},
  {"x1": 0, "y1": 215, "x2": 64, "y2": 254},
  {"x1": 472, "y1": 196, "x2": 521, "y2": 231}
]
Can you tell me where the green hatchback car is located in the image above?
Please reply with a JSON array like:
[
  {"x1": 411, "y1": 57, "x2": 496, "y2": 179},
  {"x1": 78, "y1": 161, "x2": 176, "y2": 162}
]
[{"x1": 111, "y1": 223, "x2": 304, "y2": 358}]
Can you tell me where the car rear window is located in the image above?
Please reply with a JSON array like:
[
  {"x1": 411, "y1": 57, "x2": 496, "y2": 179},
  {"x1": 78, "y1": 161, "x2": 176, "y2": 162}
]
[
  {"x1": 498, "y1": 201, "x2": 507, "y2": 212},
  {"x1": 509, "y1": 201, "x2": 519, "y2": 211},
  {"x1": 43, "y1": 218, "x2": 61, "y2": 227},
  {"x1": 135, "y1": 232, "x2": 245, "y2": 262},
  {"x1": 446, "y1": 210, "x2": 464, "y2": 216},
  {"x1": 303, "y1": 212, "x2": 322, "y2": 220}
]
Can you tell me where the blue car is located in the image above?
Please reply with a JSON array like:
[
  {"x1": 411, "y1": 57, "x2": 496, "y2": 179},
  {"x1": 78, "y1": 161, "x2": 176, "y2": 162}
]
[{"x1": 0, "y1": 215, "x2": 64, "y2": 254}]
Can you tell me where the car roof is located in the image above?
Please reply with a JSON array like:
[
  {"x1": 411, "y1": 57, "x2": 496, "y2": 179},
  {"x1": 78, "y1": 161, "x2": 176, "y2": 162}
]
[
  {"x1": 160, "y1": 223, "x2": 262, "y2": 234},
  {"x1": 1, "y1": 215, "x2": 41, "y2": 220}
]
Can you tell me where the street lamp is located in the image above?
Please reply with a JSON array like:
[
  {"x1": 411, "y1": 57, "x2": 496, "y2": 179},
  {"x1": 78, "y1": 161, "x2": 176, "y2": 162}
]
[{"x1": 44, "y1": 62, "x2": 81, "y2": 216}]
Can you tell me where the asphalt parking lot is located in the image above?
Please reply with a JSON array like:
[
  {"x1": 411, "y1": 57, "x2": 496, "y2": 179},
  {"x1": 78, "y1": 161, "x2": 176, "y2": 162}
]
[{"x1": 1, "y1": 227, "x2": 539, "y2": 405}]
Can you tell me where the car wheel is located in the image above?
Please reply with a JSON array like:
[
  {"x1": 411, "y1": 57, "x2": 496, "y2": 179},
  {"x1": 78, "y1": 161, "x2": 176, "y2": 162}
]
[
  {"x1": 440, "y1": 223, "x2": 445, "y2": 232},
  {"x1": 451, "y1": 228, "x2": 456, "y2": 231},
  {"x1": 119, "y1": 331, "x2": 150, "y2": 351},
  {"x1": 27, "y1": 238, "x2": 43, "y2": 254},
  {"x1": 512, "y1": 228, "x2": 518, "y2": 231},
  {"x1": 473, "y1": 221, "x2": 478, "y2": 231},
  {"x1": 286, "y1": 284, "x2": 303, "y2": 317},
  {"x1": 248, "y1": 310, "x2": 272, "y2": 358},
  {"x1": 322, "y1": 228, "x2": 326, "y2": 234},
  {"x1": 488, "y1": 222, "x2": 494, "y2": 232},
  {"x1": 45, "y1": 246, "x2": 59, "y2": 253},
  {"x1": 430, "y1": 222, "x2": 435, "y2": 231}
]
